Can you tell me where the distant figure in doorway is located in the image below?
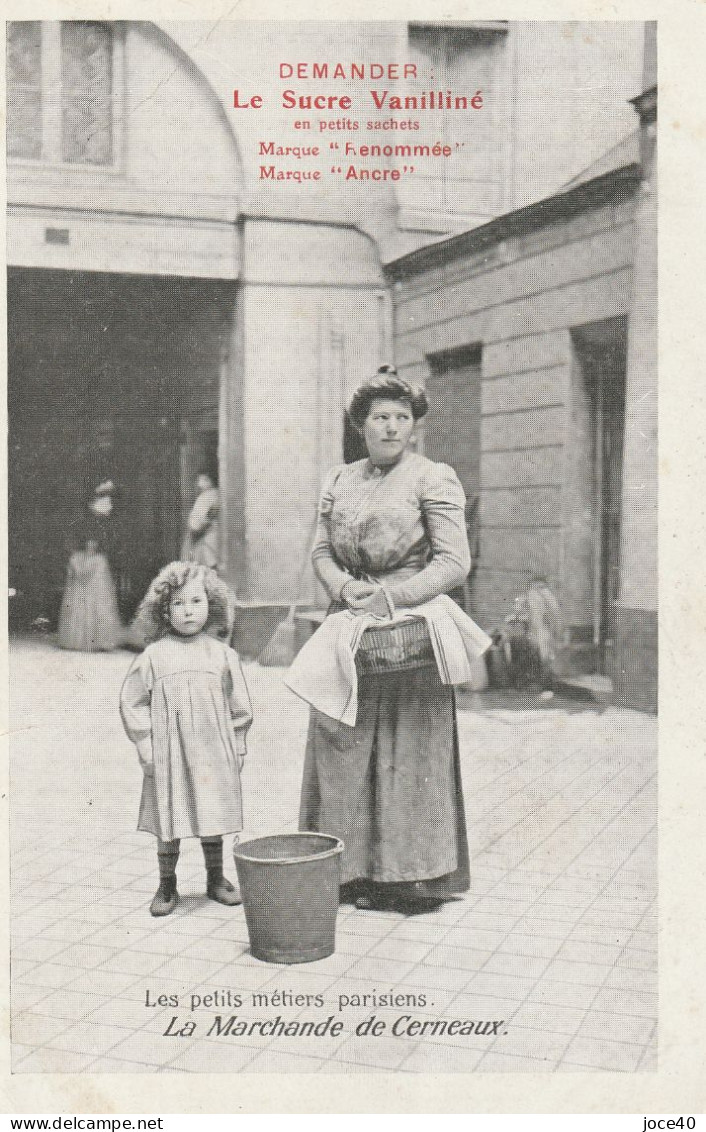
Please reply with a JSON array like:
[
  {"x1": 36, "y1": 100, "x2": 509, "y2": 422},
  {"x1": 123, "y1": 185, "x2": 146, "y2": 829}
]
[
  {"x1": 504, "y1": 576, "x2": 564, "y2": 694},
  {"x1": 57, "y1": 481, "x2": 123, "y2": 652},
  {"x1": 181, "y1": 469, "x2": 220, "y2": 573}
]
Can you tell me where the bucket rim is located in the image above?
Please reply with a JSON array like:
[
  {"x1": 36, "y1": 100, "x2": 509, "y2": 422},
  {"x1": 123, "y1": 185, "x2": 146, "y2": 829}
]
[{"x1": 233, "y1": 831, "x2": 344, "y2": 866}]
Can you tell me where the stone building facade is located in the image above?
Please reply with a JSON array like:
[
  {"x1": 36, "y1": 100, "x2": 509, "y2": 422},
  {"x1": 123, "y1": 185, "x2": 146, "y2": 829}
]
[
  {"x1": 6, "y1": 20, "x2": 655, "y2": 707},
  {"x1": 386, "y1": 45, "x2": 657, "y2": 710}
]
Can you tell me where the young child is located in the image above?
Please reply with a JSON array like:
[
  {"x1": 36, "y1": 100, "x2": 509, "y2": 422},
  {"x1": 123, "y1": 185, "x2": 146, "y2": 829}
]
[{"x1": 120, "y1": 561, "x2": 252, "y2": 917}]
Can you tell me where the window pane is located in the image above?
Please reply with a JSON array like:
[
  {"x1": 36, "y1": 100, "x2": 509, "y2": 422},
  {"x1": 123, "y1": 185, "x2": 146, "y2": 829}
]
[
  {"x1": 61, "y1": 21, "x2": 113, "y2": 165},
  {"x1": 7, "y1": 22, "x2": 42, "y2": 160}
]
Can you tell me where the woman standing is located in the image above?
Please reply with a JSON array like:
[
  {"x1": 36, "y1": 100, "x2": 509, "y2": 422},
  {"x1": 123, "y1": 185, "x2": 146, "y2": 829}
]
[
  {"x1": 297, "y1": 367, "x2": 475, "y2": 912},
  {"x1": 181, "y1": 470, "x2": 220, "y2": 573},
  {"x1": 57, "y1": 481, "x2": 123, "y2": 651}
]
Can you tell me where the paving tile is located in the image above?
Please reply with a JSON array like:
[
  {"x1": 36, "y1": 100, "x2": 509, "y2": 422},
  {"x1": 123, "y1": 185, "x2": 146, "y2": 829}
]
[
  {"x1": 98, "y1": 950, "x2": 173, "y2": 977},
  {"x1": 477, "y1": 1051, "x2": 559, "y2": 1071},
  {"x1": 49, "y1": 1021, "x2": 140, "y2": 1057},
  {"x1": 629, "y1": 929, "x2": 658, "y2": 952},
  {"x1": 48, "y1": 942, "x2": 119, "y2": 970},
  {"x1": 335, "y1": 930, "x2": 378, "y2": 957},
  {"x1": 510, "y1": 1001, "x2": 585, "y2": 1035},
  {"x1": 30, "y1": 990, "x2": 107, "y2": 1022},
  {"x1": 465, "y1": 971, "x2": 537, "y2": 1001},
  {"x1": 12, "y1": 1011, "x2": 71, "y2": 1046},
  {"x1": 12, "y1": 936, "x2": 75, "y2": 964},
  {"x1": 344, "y1": 956, "x2": 415, "y2": 982},
  {"x1": 332, "y1": 1033, "x2": 415, "y2": 1070},
  {"x1": 145, "y1": 956, "x2": 232, "y2": 985},
  {"x1": 84, "y1": 996, "x2": 150, "y2": 1030},
  {"x1": 446, "y1": 992, "x2": 521, "y2": 1020},
  {"x1": 513, "y1": 916, "x2": 577, "y2": 939},
  {"x1": 492, "y1": 1027, "x2": 570, "y2": 1062},
  {"x1": 604, "y1": 965, "x2": 657, "y2": 993},
  {"x1": 591, "y1": 987, "x2": 658, "y2": 1018},
  {"x1": 563, "y1": 1034, "x2": 645, "y2": 1071},
  {"x1": 497, "y1": 933, "x2": 563, "y2": 960},
  {"x1": 615, "y1": 948, "x2": 657, "y2": 971},
  {"x1": 11, "y1": 912, "x2": 64, "y2": 938},
  {"x1": 568, "y1": 923, "x2": 634, "y2": 948},
  {"x1": 12, "y1": 1048, "x2": 96, "y2": 1073},
  {"x1": 179, "y1": 937, "x2": 250, "y2": 964},
  {"x1": 542, "y1": 959, "x2": 614, "y2": 987},
  {"x1": 577, "y1": 1012, "x2": 656, "y2": 1046},
  {"x1": 83, "y1": 923, "x2": 154, "y2": 950},
  {"x1": 367, "y1": 937, "x2": 433, "y2": 965},
  {"x1": 556, "y1": 939, "x2": 624, "y2": 967},
  {"x1": 400, "y1": 1042, "x2": 488, "y2": 1072},
  {"x1": 14, "y1": 962, "x2": 81, "y2": 991},
  {"x1": 423, "y1": 945, "x2": 493, "y2": 973},
  {"x1": 65, "y1": 969, "x2": 142, "y2": 997},
  {"x1": 244, "y1": 1049, "x2": 330, "y2": 1073},
  {"x1": 86, "y1": 1058, "x2": 163, "y2": 1073},
  {"x1": 442, "y1": 925, "x2": 507, "y2": 952},
  {"x1": 295, "y1": 951, "x2": 360, "y2": 978},
  {"x1": 406, "y1": 965, "x2": 475, "y2": 992},
  {"x1": 482, "y1": 952, "x2": 552, "y2": 980},
  {"x1": 11, "y1": 982, "x2": 53, "y2": 1014},
  {"x1": 458, "y1": 910, "x2": 520, "y2": 933},
  {"x1": 10, "y1": 960, "x2": 38, "y2": 980},
  {"x1": 639, "y1": 1047, "x2": 658, "y2": 1072},
  {"x1": 527, "y1": 980, "x2": 599, "y2": 1011},
  {"x1": 109, "y1": 931, "x2": 188, "y2": 958},
  {"x1": 36, "y1": 919, "x2": 101, "y2": 945},
  {"x1": 580, "y1": 909, "x2": 646, "y2": 931},
  {"x1": 318, "y1": 1059, "x2": 380, "y2": 1074},
  {"x1": 10, "y1": 1044, "x2": 37, "y2": 1067},
  {"x1": 342, "y1": 911, "x2": 404, "y2": 936},
  {"x1": 162, "y1": 1041, "x2": 256, "y2": 1073}
]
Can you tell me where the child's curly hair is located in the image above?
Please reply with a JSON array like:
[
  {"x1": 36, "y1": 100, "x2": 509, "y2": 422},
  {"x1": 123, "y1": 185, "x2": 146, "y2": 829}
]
[{"x1": 133, "y1": 561, "x2": 236, "y2": 644}]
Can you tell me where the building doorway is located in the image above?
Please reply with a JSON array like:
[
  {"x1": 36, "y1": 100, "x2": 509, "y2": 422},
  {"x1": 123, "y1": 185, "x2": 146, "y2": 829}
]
[
  {"x1": 569, "y1": 317, "x2": 628, "y2": 680},
  {"x1": 8, "y1": 267, "x2": 236, "y2": 627}
]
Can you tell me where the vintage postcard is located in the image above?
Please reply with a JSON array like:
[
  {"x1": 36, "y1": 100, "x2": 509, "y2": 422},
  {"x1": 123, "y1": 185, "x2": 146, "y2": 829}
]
[{"x1": 1, "y1": 0, "x2": 703, "y2": 1116}]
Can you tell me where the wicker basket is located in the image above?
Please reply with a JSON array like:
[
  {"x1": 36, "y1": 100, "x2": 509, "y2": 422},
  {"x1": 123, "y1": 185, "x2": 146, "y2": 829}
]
[{"x1": 355, "y1": 617, "x2": 436, "y2": 676}]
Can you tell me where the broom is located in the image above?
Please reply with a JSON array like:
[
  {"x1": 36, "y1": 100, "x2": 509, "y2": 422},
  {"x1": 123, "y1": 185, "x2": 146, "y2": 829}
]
[{"x1": 258, "y1": 512, "x2": 319, "y2": 668}]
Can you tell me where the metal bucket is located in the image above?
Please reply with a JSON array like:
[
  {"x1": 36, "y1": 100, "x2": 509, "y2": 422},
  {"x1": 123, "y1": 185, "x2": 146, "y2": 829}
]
[{"x1": 233, "y1": 833, "x2": 344, "y2": 964}]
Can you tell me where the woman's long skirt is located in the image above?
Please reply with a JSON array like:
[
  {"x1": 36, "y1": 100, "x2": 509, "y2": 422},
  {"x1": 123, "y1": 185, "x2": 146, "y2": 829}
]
[
  {"x1": 299, "y1": 666, "x2": 470, "y2": 897},
  {"x1": 57, "y1": 553, "x2": 122, "y2": 652}
]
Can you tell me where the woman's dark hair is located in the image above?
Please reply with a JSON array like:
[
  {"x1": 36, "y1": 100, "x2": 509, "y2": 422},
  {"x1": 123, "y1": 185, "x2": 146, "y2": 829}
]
[{"x1": 347, "y1": 365, "x2": 428, "y2": 430}]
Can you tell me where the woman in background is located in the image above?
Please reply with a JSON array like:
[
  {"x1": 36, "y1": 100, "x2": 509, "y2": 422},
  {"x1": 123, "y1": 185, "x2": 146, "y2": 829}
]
[
  {"x1": 58, "y1": 481, "x2": 123, "y2": 651},
  {"x1": 181, "y1": 469, "x2": 220, "y2": 573}
]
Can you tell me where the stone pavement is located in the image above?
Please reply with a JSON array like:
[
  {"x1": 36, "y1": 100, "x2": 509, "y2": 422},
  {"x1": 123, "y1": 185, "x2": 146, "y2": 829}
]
[{"x1": 10, "y1": 636, "x2": 657, "y2": 1075}]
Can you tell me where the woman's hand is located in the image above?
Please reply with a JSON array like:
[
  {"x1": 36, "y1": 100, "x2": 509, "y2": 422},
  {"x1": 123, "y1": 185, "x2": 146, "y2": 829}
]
[
  {"x1": 342, "y1": 580, "x2": 390, "y2": 618},
  {"x1": 353, "y1": 588, "x2": 391, "y2": 618},
  {"x1": 341, "y1": 579, "x2": 378, "y2": 610}
]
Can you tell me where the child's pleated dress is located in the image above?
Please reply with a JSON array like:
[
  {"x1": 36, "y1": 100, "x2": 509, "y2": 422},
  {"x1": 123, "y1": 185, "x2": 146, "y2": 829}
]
[{"x1": 120, "y1": 633, "x2": 252, "y2": 842}]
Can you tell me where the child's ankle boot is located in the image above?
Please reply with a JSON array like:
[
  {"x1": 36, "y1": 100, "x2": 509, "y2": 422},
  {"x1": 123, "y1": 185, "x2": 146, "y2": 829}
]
[
  {"x1": 150, "y1": 875, "x2": 179, "y2": 917},
  {"x1": 202, "y1": 836, "x2": 241, "y2": 906}
]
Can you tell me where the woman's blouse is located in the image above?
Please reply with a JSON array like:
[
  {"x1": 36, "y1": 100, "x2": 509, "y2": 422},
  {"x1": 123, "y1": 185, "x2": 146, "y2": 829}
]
[{"x1": 312, "y1": 451, "x2": 471, "y2": 609}]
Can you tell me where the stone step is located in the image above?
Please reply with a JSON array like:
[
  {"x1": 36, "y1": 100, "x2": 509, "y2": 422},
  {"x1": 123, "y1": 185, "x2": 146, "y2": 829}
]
[{"x1": 556, "y1": 673, "x2": 614, "y2": 704}]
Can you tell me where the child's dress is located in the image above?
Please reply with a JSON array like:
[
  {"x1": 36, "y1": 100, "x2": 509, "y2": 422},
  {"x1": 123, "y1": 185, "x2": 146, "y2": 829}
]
[{"x1": 119, "y1": 634, "x2": 252, "y2": 842}]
